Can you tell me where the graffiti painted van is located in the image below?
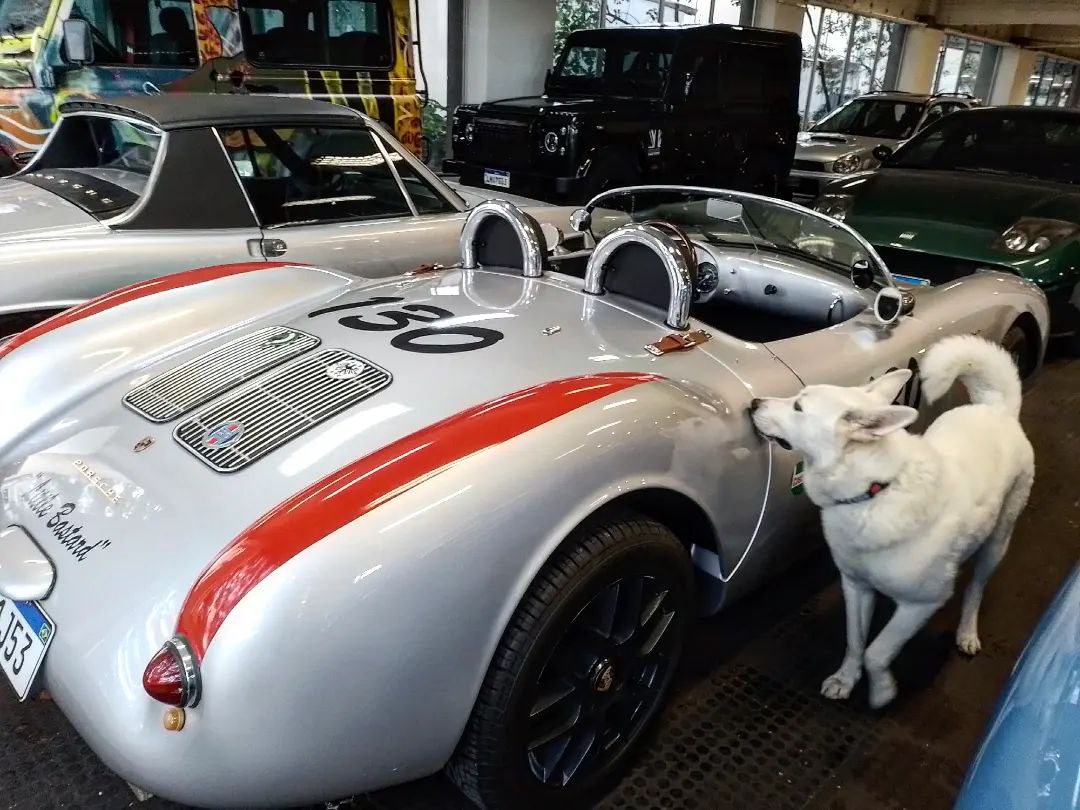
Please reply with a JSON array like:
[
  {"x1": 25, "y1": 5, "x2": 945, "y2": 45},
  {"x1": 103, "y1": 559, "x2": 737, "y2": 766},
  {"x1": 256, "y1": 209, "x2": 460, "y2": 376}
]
[{"x1": 0, "y1": 0, "x2": 421, "y2": 174}]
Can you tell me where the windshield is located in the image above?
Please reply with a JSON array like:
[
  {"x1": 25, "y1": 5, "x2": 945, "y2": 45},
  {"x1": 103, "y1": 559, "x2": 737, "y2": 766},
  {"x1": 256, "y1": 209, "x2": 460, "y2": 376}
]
[
  {"x1": 550, "y1": 38, "x2": 674, "y2": 97},
  {"x1": 589, "y1": 189, "x2": 875, "y2": 278},
  {"x1": 0, "y1": 0, "x2": 48, "y2": 38},
  {"x1": 811, "y1": 98, "x2": 925, "y2": 140},
  {"x1": 890, "y1": 111, "x2": 1080, "y2": 184}
]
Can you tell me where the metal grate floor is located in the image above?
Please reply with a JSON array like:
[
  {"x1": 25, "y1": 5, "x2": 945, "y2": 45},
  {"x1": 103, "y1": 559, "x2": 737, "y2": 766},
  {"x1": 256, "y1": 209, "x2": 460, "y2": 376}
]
[{"x1": 2, "y1": 353, "x2": 1078, "y2": 810}]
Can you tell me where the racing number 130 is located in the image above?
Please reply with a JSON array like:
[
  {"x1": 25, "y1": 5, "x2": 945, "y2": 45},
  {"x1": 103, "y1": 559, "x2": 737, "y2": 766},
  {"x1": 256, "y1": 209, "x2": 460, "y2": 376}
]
[{"x1": 309, "y1": 296, "x2": 504, "y2": 354}]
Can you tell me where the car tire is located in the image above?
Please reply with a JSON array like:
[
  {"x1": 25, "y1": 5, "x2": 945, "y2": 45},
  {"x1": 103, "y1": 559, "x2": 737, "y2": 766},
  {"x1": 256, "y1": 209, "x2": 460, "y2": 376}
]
[
  {"x1": 447, "y1": 512, "x2": 693, "y2": 810},
  {"x1": 1002, "y1": 324, "x2": 1029, "y2": 377},
  {"x1": 577, "y1": 151, "x2": 639, "y2": 204}
]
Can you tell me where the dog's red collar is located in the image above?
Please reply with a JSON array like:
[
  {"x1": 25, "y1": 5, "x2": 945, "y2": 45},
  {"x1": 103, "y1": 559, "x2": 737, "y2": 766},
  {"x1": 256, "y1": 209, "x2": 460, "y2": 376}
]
[{"x1": 832, "y1": 480, "x2": 891, "y2": 506}]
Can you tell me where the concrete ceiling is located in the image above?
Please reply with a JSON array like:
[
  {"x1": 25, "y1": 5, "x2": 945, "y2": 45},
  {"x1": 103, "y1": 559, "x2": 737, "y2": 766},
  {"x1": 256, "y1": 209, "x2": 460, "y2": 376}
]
[{"x1": 814, "y1": 0, "x2": 1080, "y2": 59}]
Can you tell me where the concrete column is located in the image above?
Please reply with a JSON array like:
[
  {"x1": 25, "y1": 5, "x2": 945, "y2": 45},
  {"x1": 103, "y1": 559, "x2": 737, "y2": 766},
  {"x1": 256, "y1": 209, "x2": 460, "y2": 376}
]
[
  {"x1": 894, "y1": 26, "x2": 946, "y2": 93},
  {"x1": 462, "y1": 0, "x2": 559, "y2": 104},
  {"x1": 752, "y1": 0, "x2": 804, "y2": 35},
  {"x1": 988, "y1": 46, "x2": 1038, "y2": 105}
]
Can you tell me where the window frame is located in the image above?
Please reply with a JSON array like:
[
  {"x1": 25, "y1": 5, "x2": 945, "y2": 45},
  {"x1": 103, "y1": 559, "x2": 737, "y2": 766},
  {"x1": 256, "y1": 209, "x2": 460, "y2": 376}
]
[
  {"x1": 69, "y1": 0, "x2": 200, "y2": 69},
  {"x1": 212, "y1": 122, "x2": 465, "y2": 230},
  {"x1": 237, "y1": 0, "x2": 395, "y2": 71}
]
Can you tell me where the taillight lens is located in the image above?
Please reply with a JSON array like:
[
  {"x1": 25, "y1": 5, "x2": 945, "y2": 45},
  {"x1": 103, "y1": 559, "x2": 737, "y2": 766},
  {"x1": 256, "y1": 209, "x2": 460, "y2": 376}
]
[{"x1": 142, "y1": 637, "x2": 200, "y2": 707}]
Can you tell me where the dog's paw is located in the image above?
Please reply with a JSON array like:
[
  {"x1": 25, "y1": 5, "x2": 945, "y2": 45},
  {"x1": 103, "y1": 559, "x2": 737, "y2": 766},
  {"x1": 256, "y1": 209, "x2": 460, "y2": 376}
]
[
  {"x1": 956, "y1": 631, "x2": 982, "y2": 656},
  {"x1": 867, "y1": 671, "x2": 898, "y2": 709},
  {"x1": 821, "y1": 672, "x2": 858, "y2": 700}
]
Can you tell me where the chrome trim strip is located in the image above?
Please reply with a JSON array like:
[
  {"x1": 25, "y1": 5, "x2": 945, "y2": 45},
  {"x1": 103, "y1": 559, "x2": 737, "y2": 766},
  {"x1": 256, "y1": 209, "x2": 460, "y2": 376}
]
[
  {"x1": 459, "y1": 199, "x2": 546, "y2": 278},
  {"x1": 371, "y1": 128, "x2": 419, "y2": 217},
  {"x1": 582, "y1": 184, "x2": 897, "y2": 288},
  {"x1": 365, "y1": 115, "x2": 466, "y2": 213},
  {"x1": 168, "y1": 636, "x2": 201, "y2": 708},
  {"x1": 209, "y1": 126, "x2": 262, "y2": 228},
  {"x1": 584, "y1": 223, "x2": 694, "y2": 331}
]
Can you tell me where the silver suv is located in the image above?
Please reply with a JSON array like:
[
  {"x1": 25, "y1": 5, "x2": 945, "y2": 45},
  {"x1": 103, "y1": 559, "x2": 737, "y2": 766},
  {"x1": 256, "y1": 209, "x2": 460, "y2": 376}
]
[{"x1": 788, "y1": 91, "x2": 979, "y2": 198}]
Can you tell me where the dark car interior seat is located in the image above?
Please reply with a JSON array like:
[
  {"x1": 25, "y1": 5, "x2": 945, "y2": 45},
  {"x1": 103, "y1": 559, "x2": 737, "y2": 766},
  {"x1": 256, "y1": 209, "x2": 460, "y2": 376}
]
[{"x1": 148, "y1": 7, "x2": 197, "y2": 66}]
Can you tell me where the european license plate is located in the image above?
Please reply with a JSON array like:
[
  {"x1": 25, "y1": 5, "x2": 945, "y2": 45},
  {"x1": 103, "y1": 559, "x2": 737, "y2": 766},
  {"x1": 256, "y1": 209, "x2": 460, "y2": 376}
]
[
  {"x1": 483, "y1": 169, "x2": 511, "y2": 189},
  {"x1": 0, "y1": 598, "x2": 54, "y2": 701}
]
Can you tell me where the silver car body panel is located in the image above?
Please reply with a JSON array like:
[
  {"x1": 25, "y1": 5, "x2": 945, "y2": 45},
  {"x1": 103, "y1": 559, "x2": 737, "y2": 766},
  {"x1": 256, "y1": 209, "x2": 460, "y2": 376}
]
[
  {"x1": 0, "y1": 193, "x2": 1049, "y2": 807},
  {"x1": 0, "y1": 106, "x2": 570, "y2": 320}
]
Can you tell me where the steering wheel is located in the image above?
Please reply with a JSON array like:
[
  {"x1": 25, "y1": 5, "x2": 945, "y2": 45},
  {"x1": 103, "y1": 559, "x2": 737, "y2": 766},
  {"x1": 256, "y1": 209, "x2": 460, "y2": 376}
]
[{"x1": 638, "y1": 219, "x2": 698, "y2": 284}]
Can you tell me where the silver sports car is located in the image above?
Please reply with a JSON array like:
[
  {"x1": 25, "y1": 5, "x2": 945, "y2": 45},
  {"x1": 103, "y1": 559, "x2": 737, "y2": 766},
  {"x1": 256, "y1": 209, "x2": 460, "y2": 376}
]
[
  {"x1": 0, "y1": 188, "x2": 1048, "y2": 809},
  {"x1": 0, "y1": 93, "x2": 570, "y2": 336}
]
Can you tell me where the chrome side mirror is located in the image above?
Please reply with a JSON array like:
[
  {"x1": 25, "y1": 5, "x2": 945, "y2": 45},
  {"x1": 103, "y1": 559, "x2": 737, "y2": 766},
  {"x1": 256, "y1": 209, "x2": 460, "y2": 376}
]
[
  {"x1": 62, "y1": 19, "x2": 94, "y2": 66},
  {"x1": 569, "y1": 207, "x2": 591, "y2": 233},
  {"x1": 874, "y1": 286, "x2": 915, "y2": 326},
  {"x1": 851, "y1": 258, "x2": 874, "y2": 290}
]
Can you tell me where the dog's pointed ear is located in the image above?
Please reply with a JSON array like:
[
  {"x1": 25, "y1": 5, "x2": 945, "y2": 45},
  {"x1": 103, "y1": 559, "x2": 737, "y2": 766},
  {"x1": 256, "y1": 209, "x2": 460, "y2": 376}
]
[
  {"x1": 863, "y1": 369, "x2": 912, "y2": 403},
  {"x1": 842, "y1": 405, "x2": 918, "y2": 441}
]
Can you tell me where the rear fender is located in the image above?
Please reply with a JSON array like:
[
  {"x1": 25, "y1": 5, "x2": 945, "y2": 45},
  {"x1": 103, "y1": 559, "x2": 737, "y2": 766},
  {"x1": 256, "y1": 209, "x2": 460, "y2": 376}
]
[{"x1": 191, "y1": 378, "x2": 753, "y2": 799}]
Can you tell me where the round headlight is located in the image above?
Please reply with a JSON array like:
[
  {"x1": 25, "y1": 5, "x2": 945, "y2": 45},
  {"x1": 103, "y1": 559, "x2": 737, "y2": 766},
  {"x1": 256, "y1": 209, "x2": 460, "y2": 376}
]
[
  {"x1": 1003, "y1": 230, "x2": 1029, "y2": 251},
  {"x1": 464, "y1": 121, "x2": 475, "y2": 142},
  {"x1": 832, "y1": 154, "x2": 862, "y2": 174},
  {"x1": 1028, "y1": 235, "x2": 1053, "y2": 253},
  {"x1": 543, "y1": 131, "x2": 559, "y2": 153}
]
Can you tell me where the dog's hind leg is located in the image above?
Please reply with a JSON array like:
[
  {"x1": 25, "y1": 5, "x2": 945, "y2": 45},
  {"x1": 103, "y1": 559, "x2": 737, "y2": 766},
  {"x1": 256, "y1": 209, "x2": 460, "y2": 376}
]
[
  {"x1": 864, "y1": 600, "x2": 942, "y2": 708},
  {"x1": 822, "y1": 576, "x2": 875, "y2": 700},
  {"x1": 956, "y1": 470, "x2": 1034, "y2": 655}
]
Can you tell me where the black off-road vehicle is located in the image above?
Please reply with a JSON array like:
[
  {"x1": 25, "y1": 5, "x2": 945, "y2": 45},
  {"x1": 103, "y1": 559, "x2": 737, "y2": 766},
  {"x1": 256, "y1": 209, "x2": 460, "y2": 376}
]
[{"x1": 444, "y1": 24, "x2": 802, "y2": 203}]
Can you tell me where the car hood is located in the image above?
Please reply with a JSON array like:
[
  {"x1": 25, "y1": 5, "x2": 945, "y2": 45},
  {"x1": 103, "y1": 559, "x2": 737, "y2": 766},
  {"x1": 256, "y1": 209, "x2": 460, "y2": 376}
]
[
  {"x1": 0, "y1": 263, "x2": 690, "y2": 660},
  {"x1": 839, "y1": 168, "x2": 1080, "y2": 278},
  {"x1": 0, "y1": 179, "x2": 106, "y2": 242},
  {"x1": 796, "y1": 132, "x2": 899, "y2": 161},
  {"x1": 475, "y1": 94, "x2": 649, "y2": 117}
]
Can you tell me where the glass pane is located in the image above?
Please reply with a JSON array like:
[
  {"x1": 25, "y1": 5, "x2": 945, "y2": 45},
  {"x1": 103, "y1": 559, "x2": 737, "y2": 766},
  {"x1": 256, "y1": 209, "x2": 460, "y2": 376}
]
[
  {"x1": 218, "y1": 126, "x2": 412, "y2": 226},
  {"x1": 69, "y1": 0, "x2": 197, "y2": 66},
  {"x1": 0, "y1": 0, "x2": 50, "y2": 34},
  {"x1": 956, "y1": 42, "x2": 982, "y2": 95},
  {"x1": 600, "y1": 0, "x2": 742, "y2": 27},
  {"x1": 812, "y1": 98, "x2": 924, "y2": 139},
  {"x1": 934, "y1": 38, "x2": 964, "y2": 93},
  {"x1": 239, "y1": 0, "x2": 391, "y2": 67},
  {"x1": 382, "y1": 142, "x2": 456, "y2": 215}
]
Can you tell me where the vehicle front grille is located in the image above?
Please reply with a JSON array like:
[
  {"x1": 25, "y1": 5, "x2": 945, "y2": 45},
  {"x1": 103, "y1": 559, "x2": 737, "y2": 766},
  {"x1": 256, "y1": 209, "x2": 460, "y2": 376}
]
[
  {"x1": 124, "y1": 327, "x2": 320, "y2": 422},
  {"x1": 472, "y1": 118, "x2": 534, "y2": 170},
  {"x1": 792, "y1": 159, "x2": 827, "y2": 172},
  {"x1": 174, "y1": 349, "x2": 391, "y2": 473},
  {"x1": 874, "y1": 246, "x2": 1012, "y2": 285}
]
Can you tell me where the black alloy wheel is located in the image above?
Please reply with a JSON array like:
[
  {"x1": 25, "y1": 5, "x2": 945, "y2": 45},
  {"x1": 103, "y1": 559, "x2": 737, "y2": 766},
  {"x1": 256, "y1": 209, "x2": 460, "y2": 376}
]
[{"x1": 448, "y1": 513, "x2": 694, "y2": 810}]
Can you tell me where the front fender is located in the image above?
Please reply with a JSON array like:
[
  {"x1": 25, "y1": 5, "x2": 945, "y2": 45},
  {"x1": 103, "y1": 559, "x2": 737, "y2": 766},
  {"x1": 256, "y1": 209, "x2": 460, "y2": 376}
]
[{"x1": 160, "y1": 378, "x2": 762, "y2": 805}]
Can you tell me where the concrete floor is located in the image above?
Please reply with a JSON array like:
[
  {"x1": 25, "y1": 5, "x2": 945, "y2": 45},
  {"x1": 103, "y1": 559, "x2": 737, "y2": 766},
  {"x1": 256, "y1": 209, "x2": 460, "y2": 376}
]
[{"x1": 1, "y1": 351, "x2": 1078, "y2": 810}]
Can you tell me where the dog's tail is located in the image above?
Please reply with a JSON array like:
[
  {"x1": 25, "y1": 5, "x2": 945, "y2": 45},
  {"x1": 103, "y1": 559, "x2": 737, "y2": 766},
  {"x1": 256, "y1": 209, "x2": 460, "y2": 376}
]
[{"x1": 920, "y1": 334, "x2": 1022, "y2": 417}]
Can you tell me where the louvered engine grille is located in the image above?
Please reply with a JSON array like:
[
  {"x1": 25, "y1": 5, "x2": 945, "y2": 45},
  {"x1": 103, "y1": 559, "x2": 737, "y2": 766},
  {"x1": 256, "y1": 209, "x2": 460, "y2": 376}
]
[
  {"x1": 124, "y1": 327, "x2": 320, "y2": 422},
  {"x1": 174, "y1": 349, "x2": 392, "y2": 473}
]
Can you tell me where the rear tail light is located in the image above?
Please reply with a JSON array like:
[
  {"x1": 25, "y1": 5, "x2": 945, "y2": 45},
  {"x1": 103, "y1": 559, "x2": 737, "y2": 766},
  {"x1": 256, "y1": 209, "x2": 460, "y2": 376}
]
[{"x1": 142, "y1": 636, "x2": 201, "y2": 707}]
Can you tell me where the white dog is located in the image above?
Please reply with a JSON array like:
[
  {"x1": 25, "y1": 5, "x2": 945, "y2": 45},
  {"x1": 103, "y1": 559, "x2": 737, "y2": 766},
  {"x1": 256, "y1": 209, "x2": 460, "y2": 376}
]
[{"x1": 750, "y1": 335, "x2": 1034, "y2": 708}]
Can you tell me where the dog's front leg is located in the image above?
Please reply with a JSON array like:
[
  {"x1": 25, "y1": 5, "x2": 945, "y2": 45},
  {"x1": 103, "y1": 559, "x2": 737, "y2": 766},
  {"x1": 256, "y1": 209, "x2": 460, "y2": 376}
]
[
  {"x1": 822, "y1": 576, "x2": 875, "y2": 700},
  {"x1": 864, "y1": 600, "x2": 943, "y2": 708}
]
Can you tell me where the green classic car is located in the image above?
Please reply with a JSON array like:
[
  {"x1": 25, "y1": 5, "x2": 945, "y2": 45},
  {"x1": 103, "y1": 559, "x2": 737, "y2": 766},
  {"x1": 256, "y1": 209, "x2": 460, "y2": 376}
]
[{"x1": 816, "y1": 106, "x2": 1080, "y2": 348}]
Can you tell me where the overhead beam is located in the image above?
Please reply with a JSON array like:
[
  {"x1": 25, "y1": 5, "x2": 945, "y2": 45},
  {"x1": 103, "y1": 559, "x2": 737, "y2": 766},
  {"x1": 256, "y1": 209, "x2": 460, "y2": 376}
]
[{"x1": 937, "y1": 0, "x2": 1080, "y2": 27}]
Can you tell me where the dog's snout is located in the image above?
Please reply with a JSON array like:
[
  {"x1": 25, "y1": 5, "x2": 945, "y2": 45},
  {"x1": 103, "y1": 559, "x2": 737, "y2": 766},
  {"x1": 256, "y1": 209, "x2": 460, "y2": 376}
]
[{"x1": 750, "y1": 398, "x2": 763, "y2": 414}]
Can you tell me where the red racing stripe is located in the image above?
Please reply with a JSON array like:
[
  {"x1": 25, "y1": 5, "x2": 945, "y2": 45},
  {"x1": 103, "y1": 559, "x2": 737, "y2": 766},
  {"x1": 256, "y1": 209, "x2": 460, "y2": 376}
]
[
  {"x1": 0, "y1": 262, "x2": 291, "y2": 361},
  {"x1": 175, "y1": 372, "x2": 662, "y2": 660}
]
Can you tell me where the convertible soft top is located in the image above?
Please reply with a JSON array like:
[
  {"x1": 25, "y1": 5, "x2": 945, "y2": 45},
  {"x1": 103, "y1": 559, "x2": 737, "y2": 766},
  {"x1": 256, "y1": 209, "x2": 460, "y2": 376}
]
[{"x1": 59, "y1": 93, "x2": 367, "y2": 131}]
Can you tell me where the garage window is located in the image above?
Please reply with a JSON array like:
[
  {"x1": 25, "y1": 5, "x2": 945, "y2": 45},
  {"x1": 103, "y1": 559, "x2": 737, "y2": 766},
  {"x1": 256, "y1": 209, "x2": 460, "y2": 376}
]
[
  {"x1": 218, "y1": 126, "x2": 414, "y2": 227},
  {"x1": 1026, "y1": 56, "x2": 1079, "y2": 107}
]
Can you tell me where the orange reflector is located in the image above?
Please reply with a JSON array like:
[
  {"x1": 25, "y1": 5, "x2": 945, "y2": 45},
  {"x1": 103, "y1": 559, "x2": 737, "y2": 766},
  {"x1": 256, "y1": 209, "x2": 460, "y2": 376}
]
[{"x1": 163, "y1": 707, "x2": 186, "y2": 732}]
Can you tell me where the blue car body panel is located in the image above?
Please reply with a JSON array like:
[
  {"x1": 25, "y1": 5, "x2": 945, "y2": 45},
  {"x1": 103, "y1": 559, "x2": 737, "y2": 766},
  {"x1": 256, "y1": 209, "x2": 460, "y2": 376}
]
[{"x1": 956, "y1": 564, "x2": 1080, "y2": 810}]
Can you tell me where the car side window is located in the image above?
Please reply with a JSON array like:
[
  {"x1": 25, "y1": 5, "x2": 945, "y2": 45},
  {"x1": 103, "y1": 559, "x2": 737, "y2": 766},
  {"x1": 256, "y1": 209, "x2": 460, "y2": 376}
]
[
  {"x1": 921, "y1": 103, "x2": 949, "y2": 129},
  {"x1": 70, "y1": 0, "x2": 198, "y2": 66},
  {"x1": 217, "y1": 126, "x2": 413, "y2": 227},
  {"x1": 684, "y1": 45, "x2": 720, "y2": 109},
  {"x1": 376, "y1": 140, "x2": 457, "y2": 215}
]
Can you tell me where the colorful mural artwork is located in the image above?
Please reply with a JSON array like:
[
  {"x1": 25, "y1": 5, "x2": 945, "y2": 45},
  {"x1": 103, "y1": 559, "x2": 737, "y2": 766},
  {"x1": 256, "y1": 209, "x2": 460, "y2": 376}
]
[{"x1": 0, "y1": 0, "x2": 421, "y2": 174}]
